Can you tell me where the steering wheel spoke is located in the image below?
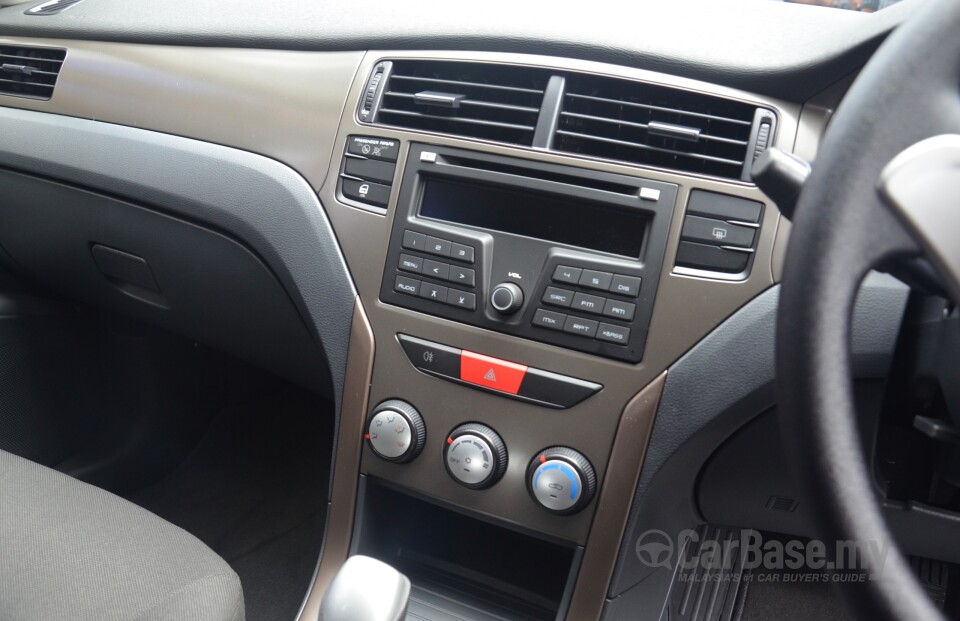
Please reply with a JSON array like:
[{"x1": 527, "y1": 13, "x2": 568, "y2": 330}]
[{"x1": 881, "y1": 135, "x2": 960, "y2": 304}]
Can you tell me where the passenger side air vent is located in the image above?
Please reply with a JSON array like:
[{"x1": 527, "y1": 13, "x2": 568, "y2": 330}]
[
  {"x1": 0, "y1": 45, "x2": 66, "y2": 100},
  {"x1": 25, "y1": 0, "x2": 85, "y2": 15},
  {"x1": 554, "y1": 74, "x2": 768, "y2": 180},
  {"x1": 373, "y1": 60, "x2": 551, "y2": 147}
]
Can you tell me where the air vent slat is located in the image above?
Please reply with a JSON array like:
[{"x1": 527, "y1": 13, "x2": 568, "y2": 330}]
[
  {"x1": 555, "y1": 130, "x2": 745, "y2": 167},
  {"x1": 0, "y1": 67, "x2": 60, "y2": 78},
  {"x1": 555, "y1": 75, "x2": 765, "y2": 179},
  {"x1": 0, "y1": 45, "x2": 66, "y2": 100},
  {"x1": 26, "y1": 0, "x2": 85, "y2": 15},
  {"x1": 372, "y1": 60, "x2": 550, "y2": 146},
  {"x1": 566, "y1": 93, "x2": 753, "y2": 127},
  {"x1": 378, "y1": 108, "x2": 536, "y2": 132},
  {"x1": 559, "y1": 112, "x2": 750, "y2": 147},
  {"x1": 0, "y1": 77, "x2": 55, "y2": 89},
  {"x1": 0, "y1": 53, "x2": 64, "y2": 65},
  {"x1": 383, "y1": 91, "x2": 540, "y2": 114},
  {"x1": 389, "y1": 74, "x2": 545, "y2": 96}
]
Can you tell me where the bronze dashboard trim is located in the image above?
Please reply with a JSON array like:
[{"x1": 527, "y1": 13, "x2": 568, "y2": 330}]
[
  {"x1": 297, "y1": 298, "x2": 374, "y2": 621},
  {"x1": 324, "y1": 51, "x2": 791, "y2": 546},
  {"x1": 565, "y1": 372, "x2": 667, "y2": 620},
  {"x1": 0, "y1": 37, "x2": 363, "y2": 192}
]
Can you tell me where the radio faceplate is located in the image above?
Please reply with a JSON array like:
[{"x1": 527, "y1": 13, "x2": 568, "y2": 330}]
[{"x1": 378, "y1": 144, "x2": 677, "y2": 363}]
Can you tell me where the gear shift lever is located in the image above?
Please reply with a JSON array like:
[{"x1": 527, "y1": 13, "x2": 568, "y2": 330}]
[{"x1": 319, "y1": 556, "x2": 411, "y2": 621}]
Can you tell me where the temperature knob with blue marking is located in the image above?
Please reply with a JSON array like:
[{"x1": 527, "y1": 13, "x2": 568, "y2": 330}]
[{"x1": 527, "y1": 447, "x2": 597, "y2": 514}]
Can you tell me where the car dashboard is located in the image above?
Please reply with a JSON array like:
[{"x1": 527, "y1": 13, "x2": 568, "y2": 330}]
[{"x1": 0, "y1": 1, "x2": 922, "y2": 619}]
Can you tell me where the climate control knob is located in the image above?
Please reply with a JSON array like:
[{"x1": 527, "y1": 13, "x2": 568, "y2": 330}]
[
  {"x1": 365, "y1": 400, "x2": 426, "y2": 463},
  {"x1": 490, "y1": 283, "x2": 524, "y2": 315},
  {"x1": 443, "y1": 423, "x2": 508, "y2": 489},
  {"x1": 527, "y1": 447, "x2": 597, "y2": 514}
]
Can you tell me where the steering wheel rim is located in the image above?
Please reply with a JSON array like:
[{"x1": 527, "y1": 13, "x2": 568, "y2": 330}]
[{"x1": 776, "y1": 1, "x2": 960, "y2": 620}]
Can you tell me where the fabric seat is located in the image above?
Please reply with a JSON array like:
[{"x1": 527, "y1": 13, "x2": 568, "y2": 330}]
[{"x1": 0, "y1": 450, "x2": 244, "y2": 621}]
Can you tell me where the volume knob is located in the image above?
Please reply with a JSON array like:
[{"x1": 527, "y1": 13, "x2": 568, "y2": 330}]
[
  {"x1": 491, "y1": 283, "x2": 524, "y2": 315},
  {"x1": 366, "y1": 400, "x2": 426, "y2": 463}
]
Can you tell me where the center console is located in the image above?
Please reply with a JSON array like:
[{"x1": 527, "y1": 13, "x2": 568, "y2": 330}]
[{"x1": 314, "y1": 51, "x2": 797, "y2": 621}]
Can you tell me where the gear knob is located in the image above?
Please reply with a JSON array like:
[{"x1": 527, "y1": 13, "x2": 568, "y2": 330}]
[{"x1": 319, "y1": 556, "x2": 411, "y2": 621}]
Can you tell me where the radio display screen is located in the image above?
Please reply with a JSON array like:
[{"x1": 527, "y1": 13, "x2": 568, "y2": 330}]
[{"x1": 419, "y1": 178, "x2": 647, "y2": 259}]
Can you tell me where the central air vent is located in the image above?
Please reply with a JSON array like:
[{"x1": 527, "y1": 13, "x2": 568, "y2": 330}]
[
  {"x1": 554, "y1": 74, "x2": 762, "y2": 180},
  {"x1": 0, "y1": 45, "x2": 66, "y2": 100},
  {"x1": 374, "y1": 60, "x2": 550, "y2": 147}
]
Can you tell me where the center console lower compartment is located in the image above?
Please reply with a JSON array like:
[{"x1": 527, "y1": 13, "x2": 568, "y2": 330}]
[{"x1": 352, "y1": 477, "x2": 582, "y2": 621}]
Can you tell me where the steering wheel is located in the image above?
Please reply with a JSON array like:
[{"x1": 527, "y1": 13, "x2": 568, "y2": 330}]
[{"x1": 776, "y1": 0, "x2": 960, "y2": 619}]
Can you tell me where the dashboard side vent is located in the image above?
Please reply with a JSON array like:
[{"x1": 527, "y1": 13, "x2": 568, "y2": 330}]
[
  {"x1": 554, "y1": 74, "x2": 762, "y2": 180},
  {"x1": 25, "y1": 0, "x2": 85, "y2": 15},
  {"x1": 374, "y1": 60, "x2": 550, "y2": 147},
  {"x1": 0, "y1": 45, "x2": 66, "y2": 100}
]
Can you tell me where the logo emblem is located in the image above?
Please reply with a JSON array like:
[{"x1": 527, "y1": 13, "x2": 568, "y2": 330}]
[{"x1": 635, "y1": 530, "x2": 675, "y2": 569}]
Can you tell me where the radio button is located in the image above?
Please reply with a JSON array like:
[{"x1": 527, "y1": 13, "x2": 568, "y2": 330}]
[
  {"x1": 394, "y1": 275, "x2": 421, "y2": 297},
  {"x1": 425, "y1": 236, "x2": 452, "y2": 257},
  {"x1": 579, "y1": 269, "x2": 613, "y2": 291},
  {"x1": 602, "y1": 299, "x2": 636, "y2": 322},
  {"x1": 533, "y1": 308, "x2": 566, "y2": 331},
  {"x1": 448, "y1": 266, "x2": 475, "y2": 287},
  {"x1": 450, "y1": 243, "x2": 475, "y2": 264},
  {"x1": 610, "y1": 274, "x2": 642, "y2": 298},
  {"x1": 572, "y1": 292, "x2": 605, "y2": 315},
  {"x1": 563, "y1": 316, "x2": 599, "y2": 338},
  {"x1": 552, "y1": 265, "x2": 583, "y2": 285},
  {"x1": 446, "y1": 288, "x2": 477, "y2": 311},
  {"x1": 597, "y1": 323, "x2": 631, "y2": 345},
  {"x1": 422, "y1": 259, "x2": 449, "y2": 281},
  {"x1": 543, "y1": 287, "x2": 574, "y2": 308},
  {"x1": 402, "y1": 230, "x2": 426, "y2": 252},
  {"x1": 419, "y1": 282, "x2": 448, "y2": 302},
  {"x1": 398, "y1": 253, "x2": 423, "y2": 274}
]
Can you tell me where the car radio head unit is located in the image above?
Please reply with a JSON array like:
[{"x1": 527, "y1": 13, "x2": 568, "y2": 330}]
[
  {"x1": 378, "y1": 142, "x2": 677, "y2": 363},
  {"x1": 419, "y1": 178, "x2": 648, "y2": 260}
]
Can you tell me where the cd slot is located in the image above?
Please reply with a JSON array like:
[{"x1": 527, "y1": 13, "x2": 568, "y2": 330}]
[{"x1": 438, "y1": 153, "x2": 640, "y2": 197}]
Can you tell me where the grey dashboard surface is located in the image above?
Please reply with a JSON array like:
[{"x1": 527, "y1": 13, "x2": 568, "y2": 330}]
[
  {"x1": 0, "y1": 106, "x2": 357, "y2": 416},
  {"x1": 608, "y1": 272, "x2": 909, "y2": 597},
  {"x1": 0, "y1": 0, "x2": 916, "y2": 101}
]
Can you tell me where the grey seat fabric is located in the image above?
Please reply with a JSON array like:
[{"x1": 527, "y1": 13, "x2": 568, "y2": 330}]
[{"x1": 0, "y1": 450, "x2": 244, "y2": 621}]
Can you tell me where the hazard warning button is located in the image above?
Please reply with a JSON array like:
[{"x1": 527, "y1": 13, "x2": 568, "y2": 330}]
[{"x1": 460, "y1": 350, "x2": 528, "y2": 394}]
